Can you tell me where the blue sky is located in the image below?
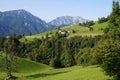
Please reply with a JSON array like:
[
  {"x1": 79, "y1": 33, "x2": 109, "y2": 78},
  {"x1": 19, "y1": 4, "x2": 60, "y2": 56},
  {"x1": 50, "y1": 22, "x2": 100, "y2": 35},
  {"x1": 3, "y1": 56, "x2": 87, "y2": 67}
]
[{"x1": 0, "y1": 0, "x2": 112, "y2": 22}]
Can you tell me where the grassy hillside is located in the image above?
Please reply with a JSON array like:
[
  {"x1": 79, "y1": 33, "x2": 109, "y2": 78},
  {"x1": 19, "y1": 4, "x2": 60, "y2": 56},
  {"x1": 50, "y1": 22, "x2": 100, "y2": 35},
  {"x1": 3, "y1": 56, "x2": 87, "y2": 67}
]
[
  {"x1": 20, "y1": 22, "x2": 108, "y2": 42},
  {"x1": 0, "y1": 55, "x2": 51, "y2": 73},
  {"x1": 0, "y1": 58, "x2": 111, "y2": 80},
  {"x1": 29, "y1": 66, "x2": 110, "y2": 80},
  {"x1": 0, "y1": 65, "x2": 112, "y2": 80},
  {"x1": 0, "y1": 53, "x2": 111, "y2": 80},
  {"x1": 0, "y1": 54, "x2": 112, "y2": 80},
  {"x1": 0, "y1": 54, "x2": 52, "y2": 79},
  {"x1": 62, "y1": 24, "x2": 105, "y2": 38}
]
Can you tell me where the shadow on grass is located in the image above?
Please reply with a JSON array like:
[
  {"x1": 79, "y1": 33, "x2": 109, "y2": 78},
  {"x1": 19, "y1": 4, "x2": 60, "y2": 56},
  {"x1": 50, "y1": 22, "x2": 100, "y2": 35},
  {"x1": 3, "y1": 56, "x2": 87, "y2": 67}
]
[
  {"x1": 26, "y1": 71, "x2": 70, "y2": 78},
  {"x1": 107, "y1": 79, "x2": 113, "y2": 80}
]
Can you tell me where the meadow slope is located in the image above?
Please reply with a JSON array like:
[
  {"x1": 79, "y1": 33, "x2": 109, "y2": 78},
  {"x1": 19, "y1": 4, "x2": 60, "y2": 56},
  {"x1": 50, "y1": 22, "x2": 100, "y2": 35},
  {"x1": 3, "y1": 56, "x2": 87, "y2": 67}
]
[
  {"x1": 20, "y1": 22, "x2": 108, "y2": 42},
  {"x1": 0, "y1": 55, "x2": 51, "y2": 80},
  {"x1": 0, "y1": 55, "x2": 112, "y2": 80}
]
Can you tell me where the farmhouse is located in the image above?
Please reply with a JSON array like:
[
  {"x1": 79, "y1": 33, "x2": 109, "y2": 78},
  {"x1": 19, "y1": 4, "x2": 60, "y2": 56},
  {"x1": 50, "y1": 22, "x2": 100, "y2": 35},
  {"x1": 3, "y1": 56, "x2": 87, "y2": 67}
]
[{"x1": 58, "y1": 30, "x2": 67, "y2": 35}]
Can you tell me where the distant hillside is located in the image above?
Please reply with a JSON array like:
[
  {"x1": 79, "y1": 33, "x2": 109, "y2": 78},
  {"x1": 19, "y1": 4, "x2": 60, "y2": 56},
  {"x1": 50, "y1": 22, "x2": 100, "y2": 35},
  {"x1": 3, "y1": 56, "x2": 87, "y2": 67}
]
[
  {"x1": 48, "y1": 16, "x2": 88, "y2": 28},
  {"x1": 20, "y1": 22, "x2": 108, "y2": 42},
  {"x1": 0, "y1": 9, "x2": 50, "y2": 36}
]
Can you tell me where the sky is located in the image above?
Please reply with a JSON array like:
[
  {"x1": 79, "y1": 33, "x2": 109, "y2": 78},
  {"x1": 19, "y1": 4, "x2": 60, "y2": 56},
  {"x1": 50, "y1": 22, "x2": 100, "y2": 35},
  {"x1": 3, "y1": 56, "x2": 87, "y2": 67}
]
[{"x1": 0, "y1": 0, "x2": 113, "y2": 22}]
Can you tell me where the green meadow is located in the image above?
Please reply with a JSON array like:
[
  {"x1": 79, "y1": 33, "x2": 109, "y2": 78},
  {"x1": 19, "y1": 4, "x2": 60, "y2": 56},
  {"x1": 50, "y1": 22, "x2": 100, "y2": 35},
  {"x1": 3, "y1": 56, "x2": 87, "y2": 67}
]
[{"x1": 0, "y1": 54, "x2": 112, "y2": 80}]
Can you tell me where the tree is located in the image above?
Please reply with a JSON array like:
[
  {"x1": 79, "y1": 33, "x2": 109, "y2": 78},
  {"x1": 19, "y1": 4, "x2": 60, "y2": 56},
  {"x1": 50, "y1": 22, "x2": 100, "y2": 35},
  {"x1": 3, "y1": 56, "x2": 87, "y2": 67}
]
[
  {"x1": 79, "y1": 21, "x2": 94, "y2": 27},
  {"x1": 95, "y1": 39, "x2": 120, "y2": 80},
  {"x1": 108, "y1": 1, "x2": 120, "y2": 28},
  {"x1": 104, "y1": 1, "x2": 120, "y2": 39},
  {"x1": 98, "y1": 17, "x2": 108, "y2": 23},
  {"x1": 75, "y1": 48, "x2": 92, "y2": 66},
  {"x1": 0, "y1": 37, "x2": 6, "y2": 51},
  {"x1": 4, "y1": 36, "x2": 20, "y2": 80},
  {"x1": 60, "y1": 49, "x2": 74, "y2": 67}
]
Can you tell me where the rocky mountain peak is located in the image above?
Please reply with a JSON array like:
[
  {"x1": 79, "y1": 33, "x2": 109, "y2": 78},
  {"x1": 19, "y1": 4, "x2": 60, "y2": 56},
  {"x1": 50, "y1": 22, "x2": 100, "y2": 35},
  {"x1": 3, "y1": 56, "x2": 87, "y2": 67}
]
[{"x1": 48, "y1": 16, "x2": 89, "y2": 27}]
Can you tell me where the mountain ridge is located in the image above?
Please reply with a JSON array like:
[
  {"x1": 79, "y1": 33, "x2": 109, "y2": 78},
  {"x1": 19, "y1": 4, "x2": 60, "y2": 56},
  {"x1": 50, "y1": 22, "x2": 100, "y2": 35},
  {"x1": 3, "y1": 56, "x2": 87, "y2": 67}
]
[{"x1": 0, "y1": 9, "x2": 50, "y2": 36}]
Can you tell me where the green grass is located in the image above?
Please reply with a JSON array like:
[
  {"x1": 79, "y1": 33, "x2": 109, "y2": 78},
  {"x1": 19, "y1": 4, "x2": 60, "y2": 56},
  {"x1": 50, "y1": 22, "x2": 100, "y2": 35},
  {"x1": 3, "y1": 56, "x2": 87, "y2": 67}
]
[
  {"x1": 0, "y1": 66, "x2": 112, "y2": 80},
  {"x1": 24, "y1": 66, "x2": 111, "y2": 80},
  {"x1": 67, "y1": 31, "x2": 103, "y2": 38},
  {"x1": 0, "y1": 54, "x2": 51, "y2": 80},
  {"x1": 0, "y1": 55, "x2": 51, "y2": 73},
  {"x1": 0, "y1": 54, "x2": 112, "y2": 80},
  {"x1": 15, "y1": 58, "x2": 51, "y2": 73},
  {"x1": 92, "y1": 22, "x2": 108, "y2": 30}
]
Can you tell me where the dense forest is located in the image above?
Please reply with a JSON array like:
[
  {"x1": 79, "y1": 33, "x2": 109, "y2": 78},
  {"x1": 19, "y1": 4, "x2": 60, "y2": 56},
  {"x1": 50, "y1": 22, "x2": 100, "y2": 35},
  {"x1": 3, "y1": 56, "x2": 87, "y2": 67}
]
[{"x1": 0, "y1": 1, "x2": 120, "y2": 80}]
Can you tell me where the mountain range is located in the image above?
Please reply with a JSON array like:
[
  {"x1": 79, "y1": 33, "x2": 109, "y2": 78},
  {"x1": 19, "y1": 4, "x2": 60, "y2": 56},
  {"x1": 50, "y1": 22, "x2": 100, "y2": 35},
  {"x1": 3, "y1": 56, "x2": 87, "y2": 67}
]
[
  {"x1": 48, "y1": 16, "x2": 88, "y2": 27},
  {"x1": 0, "y1": 9, "x2": 88, "y2": 36}
]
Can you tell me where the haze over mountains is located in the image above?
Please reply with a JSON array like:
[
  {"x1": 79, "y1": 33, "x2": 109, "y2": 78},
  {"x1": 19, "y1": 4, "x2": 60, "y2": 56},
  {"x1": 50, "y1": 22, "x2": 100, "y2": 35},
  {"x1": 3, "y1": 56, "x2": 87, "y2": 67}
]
[{"x1": 0, "y1": 9, "x2": 88, "y2": 36}]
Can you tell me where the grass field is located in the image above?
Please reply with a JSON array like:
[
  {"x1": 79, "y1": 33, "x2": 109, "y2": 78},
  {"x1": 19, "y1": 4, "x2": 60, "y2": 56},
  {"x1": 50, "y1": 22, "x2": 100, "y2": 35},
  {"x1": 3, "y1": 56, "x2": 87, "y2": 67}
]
[
  {"x1": 19, "y1": 66, "x2": 112, "y2": 80},
  {"x1": 0, "y1": 54, "x2": 112, "y2": 80},
  {"x1": 0, "y1": 50, "x2": 112, "y2": 80},
  {"x1": 0, "y1": 55, "x2": 112, "y2": 80},
  {"x1": 0, "y1": 65, "x2": 112, "y2": 80},
  {"x1": 92, "y1": 22, "x2": 108, "y2": 30}
]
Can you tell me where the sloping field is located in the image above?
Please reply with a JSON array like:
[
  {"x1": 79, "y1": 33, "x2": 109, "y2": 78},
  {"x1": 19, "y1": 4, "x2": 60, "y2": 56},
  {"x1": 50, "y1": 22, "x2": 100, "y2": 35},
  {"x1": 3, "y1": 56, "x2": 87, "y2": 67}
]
[
  {"x1": 0, "y1": 55, "x2": 51, "y2": 80},
  {"x1": 12, "y1": 66, "x2": 111, "y2": 80}
]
